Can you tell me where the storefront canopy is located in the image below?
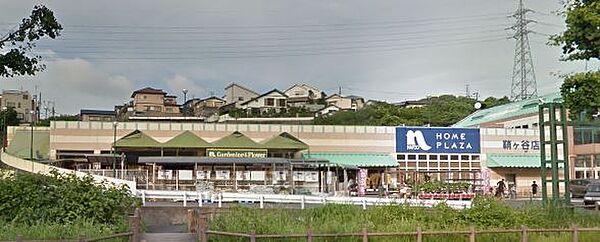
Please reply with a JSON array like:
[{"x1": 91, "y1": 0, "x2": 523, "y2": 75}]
[
  {"x1": 114, "y1": 130, "x2": 162, "y2": 148},
  {"x1": 261, "y1": 132, "x2": 309, "y2": 150},
  {"x1": 486, "y1": 154, "x2": 541, "y2": 168},
  {"x1": 162, "y1": 131, "x2": 211, "y2": 148},
  {"x1": 302, "y1": 152, "x2": 397, "y2": 167},
  {"x1": 210, "y1": 131, "x2": 264, "y2": 149},
  {"x1": 138, "y1": 156, "x2": 289, "y2": 165}
]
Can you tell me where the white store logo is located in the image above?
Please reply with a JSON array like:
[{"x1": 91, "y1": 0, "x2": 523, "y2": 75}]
[{"x1": 406, "y1": 130, "x2": 432, "y2": 151}]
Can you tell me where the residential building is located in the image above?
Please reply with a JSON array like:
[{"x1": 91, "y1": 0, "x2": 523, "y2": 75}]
[
  {"x1": 183, "y1": 96, "x2": 225, "y2": 118},
  {"x1": 325, "y1": 94, "x2": 365, "y2": 111},
  {"x1": 79, "y1": 109, "x2": 115, "y2": 122},
  {"x1": 223, "y1": 83, "x2": 259, "y2": 107},
  {"x1": 315, "y1": 105, "x2": 341, "y2": 117},
  {"x1": 284, "y1": 84, "x2": 324, "y2": 107},
  {"x1": 394, "y1": 100, "x2": 428, "y2": 108},
  {"x1": 239, "y1": 89, "x2": 288, "y2": 114},
  {"x1": 0, "y1": 90, "x2": 37, "y2": 123},
  {"x1": 123, "y1": 87, "x2": 182, "y2": 118}
]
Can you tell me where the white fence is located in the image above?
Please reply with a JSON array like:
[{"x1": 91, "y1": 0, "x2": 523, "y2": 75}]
[
  {"x1": 1, "y1": 152, "x2": 137, "y2": 193},
  {"x1": 136, "y1": 189, "x2": 472, "y2": 209}
]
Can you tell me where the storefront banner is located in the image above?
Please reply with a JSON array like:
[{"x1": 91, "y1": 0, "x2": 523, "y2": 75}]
[
  {"x1": 215, "y1": 170, "x2": 230, "y2": 180},
  {"x1": 274, "y1": 171, "x2": 287, "y2": 181},
  {"x1": 158, "y1": 170, "x2": 172, "y2": 180},
  {"x1": 396, "y1": 127, "x2": 480, "y2": 153},
  {"x1": 196, "y1": 170, "x2": 210, "y2": 180},
  {"x1": 358, "y1": 169, "x2": 367, "y2": 196},
  {"x1": 206, "y1": 149, "x2": 267, "y2": 158},
  {"x1": 250, "y1": 171, "x2": 265, "y2": 181},
  {"x1": 305, "y1": 171, "x2": 319, "y2": 182},
  {"x1": 178, "y1": 170, "x2": 193, "y2": 180},
  {"x1": 293, "y1": 171, "x2": 305, "y2": 181},
  {"x1": 236, "y1": 171, "x2": 250, "y2": 180}
]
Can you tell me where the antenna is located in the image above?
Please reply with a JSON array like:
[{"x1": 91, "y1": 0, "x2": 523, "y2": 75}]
[{"x1": 509, "y1": 0, "x2": 538, "y2": 101}]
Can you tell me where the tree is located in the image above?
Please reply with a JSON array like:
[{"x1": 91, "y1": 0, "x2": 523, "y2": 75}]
[
  {"x1": 561, "y1": 72, "x2": 600, "y2": 120},
  {"x1": 552, "y1": 0, "x2": 600, "y2": 61},
  {"x1": 0, "y1": 107, "x2": 20, "y2": 147},
  {"x1": 553, "y1": 1, "x2": 600, "y2": 120},
  {"x1": 0, "y1": 5, "x2": 62, "y2": 77}
]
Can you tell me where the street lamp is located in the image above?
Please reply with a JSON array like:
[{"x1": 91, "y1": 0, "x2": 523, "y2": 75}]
[
  {"x1": 112, "y1": 121, "x2": 118, "y2": 177},
  {"x1": 1, "y1": 106, "x2": 7, "y2": 151},
  {"x1": 30, "y1": 110, "x2": 35, "y2": 172},
  {"x1": 182, "y1": 88, "x2": 188, "y2": 103}
]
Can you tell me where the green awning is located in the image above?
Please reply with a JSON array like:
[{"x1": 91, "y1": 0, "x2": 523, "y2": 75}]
[
  {"x1": 302, "y1": 152, "x2": 397, "y2": 167},
  {"x1": 6, "y1": 130, "x2": 50, "y2": 160},
  {"x1": 261, "y1": 132, "x2": 308, "y2": 150},
  {"x1": 211, "y1": 131, "x2": 264, "y2": 149},
  {"x1": 114, "y1": 130, "x2": 162, "y2": 148},
  {"x1": 486, "y1": 154, "x2": 541, "y2": 168},
  {"x1": 162, "y1": 131, "x2": 211, "y2": 148}
]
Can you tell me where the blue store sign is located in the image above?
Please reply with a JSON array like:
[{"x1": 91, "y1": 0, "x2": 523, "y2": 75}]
[{"x1": 396, "y1": 127, "x2": 480, "y2": 153}]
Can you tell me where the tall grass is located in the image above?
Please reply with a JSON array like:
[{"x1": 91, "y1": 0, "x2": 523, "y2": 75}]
[
  {"x1": 209, "y1": 197, "x2": 600, "y2": 242},
  {"x1": 0, "y1": 218, "x2": 129, "y2": 241}
]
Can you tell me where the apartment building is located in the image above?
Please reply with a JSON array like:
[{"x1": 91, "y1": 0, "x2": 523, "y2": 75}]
[
  {"x1": 121, "y1": 87, "x2": 181, "y2": 119},
  {"x1": 0, "y1": 90, "x2": 37, "y2": 123}
]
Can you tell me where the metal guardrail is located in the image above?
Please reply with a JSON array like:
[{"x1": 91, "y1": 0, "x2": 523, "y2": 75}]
[{"x1": 136, "y1": 189, "x2": 472, "y2": 209}]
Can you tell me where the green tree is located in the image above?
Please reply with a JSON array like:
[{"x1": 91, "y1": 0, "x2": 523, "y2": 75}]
[
  {"x1": 561, "y1": 72, "x2": 600, "y2": 120},
  {"x1": 553, "y1": 1, "x2": 600, "y2": 120},
  {"x1": 0, "y1": 107, "x2": 20, "y2": 147},
  {"x1": 0, "y1": 5, "x2": 62, "y2": 77},
  {"x1": 552, "y1": 0, "x2": 600, "y2": 61}
]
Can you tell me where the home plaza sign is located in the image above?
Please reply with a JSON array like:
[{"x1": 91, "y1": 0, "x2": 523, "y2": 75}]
[
  {"x1": 206, "y1": 149, "x2": 268, "y2": 158},
  {"x1": 395, "y1": 127, "x2": 481, "y2": 153}
]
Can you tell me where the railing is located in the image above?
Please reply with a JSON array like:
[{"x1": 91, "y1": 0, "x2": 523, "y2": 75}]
[
  {"x1": 201, "y1": 225, "x2": 600, "y2": 242},
  {"x1": 78, "y1": 169, "x2": 149, "y2": 189},
  {"x1": 6, "y1": 209, "x2": 141, "y2": 242},
  {"x1": 136, "y1": 189, "x2": 472, "y2": 209},
  {"x1": 180, "y1": 210, "x2": 600, "y2": 242},
  {"x1": 0, "y1": 152, "x2": 137, "y2": 193}
]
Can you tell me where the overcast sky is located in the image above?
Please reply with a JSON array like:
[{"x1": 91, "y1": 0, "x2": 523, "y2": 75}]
[{"x1": 0, "y1": 0, "x2": 593, "y2": 115}]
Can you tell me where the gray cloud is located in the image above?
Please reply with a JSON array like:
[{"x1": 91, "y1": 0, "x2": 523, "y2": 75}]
[{"x1": 0, "y1": 0, "x2": 593, "y2": 114}]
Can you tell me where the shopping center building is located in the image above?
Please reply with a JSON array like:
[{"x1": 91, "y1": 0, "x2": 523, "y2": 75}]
[{"x1": 1, "y1": 92, "x2": 578, "y2": 196}]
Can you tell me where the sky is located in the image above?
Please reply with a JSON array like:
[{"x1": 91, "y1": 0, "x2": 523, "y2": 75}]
[{"x1": 0, "y1": 0, "x2": 594, "y2": 115}]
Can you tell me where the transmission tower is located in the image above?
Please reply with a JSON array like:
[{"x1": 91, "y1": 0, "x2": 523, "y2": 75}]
[{"x1": 509, "y1": 0, "x2": 537, "y2": 101}]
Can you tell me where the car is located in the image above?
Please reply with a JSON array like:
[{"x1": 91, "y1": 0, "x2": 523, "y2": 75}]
[
  {"x1": 570, "y1": 179, "x2": 600, "y2": 198},
  {"x1": 583, "y1": 183, "x2": 600, "y2": 206}
]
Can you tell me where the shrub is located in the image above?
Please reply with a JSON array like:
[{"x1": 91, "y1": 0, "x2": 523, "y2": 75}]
[{"x1": 0, "y1": 170, "x2": 139, "y2": 225}]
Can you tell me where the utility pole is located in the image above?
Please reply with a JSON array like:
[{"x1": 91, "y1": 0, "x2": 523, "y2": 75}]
[
  {"x1": 509, "y1": 0, "x2": 537, "y2": 101},
  {"x1": 465, "y1": 84, "x2": 470, "y2": 98},
  {"x1": 338, "y1": 86, "x2": 342, "y2": 96}
]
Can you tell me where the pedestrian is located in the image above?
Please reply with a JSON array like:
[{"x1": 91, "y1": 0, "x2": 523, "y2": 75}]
[
  {"x1": 531, "y1": 181, "x2": 538, "y2": 198},
  {"x1": 496, "y1": 179, "x2": 506, "y2": 198}
]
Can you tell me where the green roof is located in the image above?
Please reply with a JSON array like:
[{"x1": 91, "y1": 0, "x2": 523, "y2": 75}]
[
  {"x1": 114, "y1": 130, "x2": 162, "y2": 148},
  {"x1": 486, "y1": 154, "x2": 540, "y2": 168},
  {"x1": 452, "y1": 92, "x2": 563, "y2": 128},
  {"x1": 261, "y1": 132, "x2": 308, "y2": 150},
  {"x1": 210, "y1": 131, "x2": 264, "y2": 149},
  {"x1": 302, "y1": 152, "x2": 397, "y2": 167},
  {"x1": 162, "y1": 131, "x2": 211, "y2": 148},
  {"x1": 6, "y1": 130, "x2": 50, "y2": 160}
]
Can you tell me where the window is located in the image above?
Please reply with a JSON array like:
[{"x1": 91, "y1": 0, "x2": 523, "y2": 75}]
[
  {"x1": 461, "y1": 155, "x2": 470, "y2": 160},
  {"x1": 440, "y1": 155, "x2": 449, "y2": 160},
  {"x1": 418, "y1": 155, "x2": 427, "y2": 160},
  {"x1": 17, "y1": 103, "x2": 21, "y2": 108},
  {"x1": 472, "y1": 155, "x2": 480, "y2": 160},
  {"x1": 22, "y1": 95, "x2": 28, "y2": 100},
  {"x1": 407, "y1": 155, "x2": 416, "y2": 160},
  {"x1": 265, "y1": 98, "x2": 275, "y2": 106},
  {"x1": 429, "y1": 155, "x2": 438, "y2": 160},
  {"x1": 238, "y1": 97, "x2": 244, "y2": 101},
  {"x1": 397, "y1": 154, "x2": 405, "y2": 160},
  {"x1": 576, "y1": 155, "x2": 592, "y2": 168},
  {"x1": 166, "y1": 107, "x2": 173, "y2": 112},
  {"x1": 277, "y1": 99, "x2": 286, "y2": 107},
  {"x1": 450, "y1": 155, "x2": 459, "y2": 160},
  {"x1": 143, "y1": 95, "x2": 147, "y2": 99}
]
